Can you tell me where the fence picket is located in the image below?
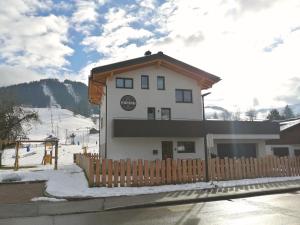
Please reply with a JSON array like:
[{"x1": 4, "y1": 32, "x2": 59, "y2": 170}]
[
  {"x1": 120, "y1": 160, "x2": 125, "y2": 187},
  {"x1": 144, "y1": 160, "x2": 149, "y2": 186},
  {"x1": 132, "y1": 160, "x2": 138, "y2": 186},
  {"x1": 150, "y1": 161, "x2": 155, "y2": 185},
  {"x1": 138, "y1": 159, "x2": 143, "y2": 186},
  {"x1": 95, "y1": 159, "x2": 100, "y2": 186},
  {"x1": 75, "y1": 154, "x2": 300, "y2": 188},
  {"x1": 107, "y1": 159, "x2": 112, "y2": 188},
  {"x1": 177, "y1": 159, "x2": 182, "y2": 183},
  {"x1": 126, "y1": 159, "x2": 131, "y2": 187},
  {"x1": 156, "y1": 160, "x2": 161, "y2": 185},
  {"x1": 113, "y1": 161, "x2": 119, "y2": 187},
  {"x1": 172, "y1": 160, "x2": 177, "y2": 184},
  {"x1": 102, "y1": 159, "x2": 107, "y2": 187},
  {"x1": 182, "y1": 160, "x2": 187, "y2": 183},
  {"x1": 166, "y1": 159, "x2": 172, "y2": 184},
  {"x1": 161, "y1": 160, "x2": 166, "y2": 184}
]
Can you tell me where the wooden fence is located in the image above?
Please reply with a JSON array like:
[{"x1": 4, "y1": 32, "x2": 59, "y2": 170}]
[{"x1": 74, "y1": 154, "x2": 300, "y2": 188}]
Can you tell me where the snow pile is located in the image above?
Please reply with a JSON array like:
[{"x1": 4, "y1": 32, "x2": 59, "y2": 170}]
[{"x1": 31, "y1": 197, "x2": 67, "y2": 202}]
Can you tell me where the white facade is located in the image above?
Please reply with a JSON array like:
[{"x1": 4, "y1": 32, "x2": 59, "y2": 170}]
[
  {"x1": 99, "y1": 65, "x2": 205, "y2": 160},
  {"x1": 96, "y1": 61, "x2": 278, "y2": 160}
]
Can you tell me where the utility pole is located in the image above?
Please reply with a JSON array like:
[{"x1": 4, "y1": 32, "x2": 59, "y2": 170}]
[
  {"x1": 99, "y1": 104, "x2": 101, "y2": 156},
  {"x1": 65, "y1": 129, "x2": 68, "y2": 144},
  {"x1": 50, "y1": 108, "x2": 54, "y2": 134},
  {"x1": 202, "y1": 92, "x2": 211, "y2": 182}
]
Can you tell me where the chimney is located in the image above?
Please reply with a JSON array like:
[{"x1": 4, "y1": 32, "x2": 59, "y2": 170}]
[{"x1": 144, "y1": 50, "x2": 152, "y2": 56}]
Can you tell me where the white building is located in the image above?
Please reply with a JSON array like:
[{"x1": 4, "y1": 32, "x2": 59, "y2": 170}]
[{"x1": 89, "y1": 52, "x2": 280, "y2": 160}]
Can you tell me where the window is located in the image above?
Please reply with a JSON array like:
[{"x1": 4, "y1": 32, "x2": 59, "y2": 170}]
[
  {"x1": 157, "y1": 76, "x2": 165, "y2": 90},
  {"x1": 116, "y1": 78, "x2": 133, "y2": 89},
  {"x1": 273, "y1": 147, "x2": 289, "y2": 157},
  {"x1": 161, "y1": 108, "x2": 171, "y2": 120},
  {"x1": 177, "y1": 142, "x2": 195, "y2": 153},
  {"x1": 294, "y1": 149, "x2": 300, "y2": 156},
  {"x1": 141, "y1": 75, "x2": 149, "y2": 89},
  {"x1": 175, "y1": 89, "x2": 193, "y2": 103},
  {"x1": 147, "y1": 107, "x2": 155, "y2": 120}
]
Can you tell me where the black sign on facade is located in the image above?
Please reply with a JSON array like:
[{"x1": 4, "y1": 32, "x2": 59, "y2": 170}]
[{"x1": 120, "y1": 95, "x2": 136, "y2": 111}]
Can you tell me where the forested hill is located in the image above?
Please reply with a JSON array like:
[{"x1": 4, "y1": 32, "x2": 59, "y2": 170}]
[{"x1": 0, "y1": 79, "x2": 99, "y2": 117}]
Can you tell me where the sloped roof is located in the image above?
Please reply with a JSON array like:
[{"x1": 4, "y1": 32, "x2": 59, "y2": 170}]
[
  {"x1": 280, "y1": 118, "x2": 300, "y2": 131},
  {"x1": 89, "y1": 52, "x2": 221, "y2": 104}
]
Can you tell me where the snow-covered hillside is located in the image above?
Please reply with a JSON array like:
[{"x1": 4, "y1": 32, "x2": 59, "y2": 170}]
[
  {"x1": 2, "y1": 107, "x2": 99, "y2": 167},
  {"x1": 26, "y1": 107, "x2": 97, "y2": 142}
]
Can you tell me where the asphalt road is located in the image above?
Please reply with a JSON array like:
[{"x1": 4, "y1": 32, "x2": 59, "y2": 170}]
[{"x1": 2, "y1": 191, "x2": 300, "y2": 225}]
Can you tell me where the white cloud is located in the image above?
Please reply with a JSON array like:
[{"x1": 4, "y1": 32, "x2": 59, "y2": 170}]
[
  {"x1": 71, "y1": 0, "x2": 107, "y2": 35},
  {"x1": 0, "y1": 0, "x2": 73, "y2": 69},
  {"x1": 79, "y1": 0, "x2": 300, "y2": 112},
  {"x1": 0, "y1": 65, "x2": 43, "y2": 87}
]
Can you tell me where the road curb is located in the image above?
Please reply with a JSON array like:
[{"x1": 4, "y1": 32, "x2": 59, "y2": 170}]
[
  {"x1": 106, "y1": 185, "x2": 300, "y2": 211},
  {"x1": 0, "y1": 181, "x2": 300, "y2": 219}
]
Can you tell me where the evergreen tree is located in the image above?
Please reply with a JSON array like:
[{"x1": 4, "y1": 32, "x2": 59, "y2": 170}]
[
  {"x1": 282, "y1": 105, "x2": 294, "y2": 119},
  {"x1": 267, "y1": 109, "x2": 283, "y2": 121}
]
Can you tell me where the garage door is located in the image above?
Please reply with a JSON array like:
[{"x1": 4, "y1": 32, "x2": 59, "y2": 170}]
[{"x1": 217, "y1": 143, "x2": 257, "y2": 158}]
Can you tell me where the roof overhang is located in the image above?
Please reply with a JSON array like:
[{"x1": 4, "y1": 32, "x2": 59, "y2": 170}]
[{"x1": 88, "y1": 52, "x2": 221, "y2": 105}]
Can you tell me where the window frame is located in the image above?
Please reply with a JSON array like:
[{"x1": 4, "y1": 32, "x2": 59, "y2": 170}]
[
  {"x1": 147, "y1": 107, "x2": 156, "y2": 120},
  {"x1": 177, "y1": 141, "x2": 196, "y2": 153},
  {"x1": 157, "y1": 76, "x2": 165, "y2": 90},
  {"x1": 161, "y1": 108, "x2": 171, "y2": 120},
  {"x1": 175, "y1": 89, "x2": 193, "y2": 103},
  {"x1": 141, "y1": 75, "x2": 149, "y2": 89},
  {"x1": 116, "y1": 77, "x2": 133, "y2": 89}
]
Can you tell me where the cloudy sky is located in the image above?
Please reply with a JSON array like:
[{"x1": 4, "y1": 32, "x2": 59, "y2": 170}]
[{"x1": 0, "y1": 0, "x2": 300, "y2": 111}]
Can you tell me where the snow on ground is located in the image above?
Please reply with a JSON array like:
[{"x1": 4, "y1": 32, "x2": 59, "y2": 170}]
[
  {"x1": 31, "y1": 197, "x2": 67, "y2": 202},
  {"x1": 1, "y1": 164, "x2": 300, "y2": 198}
]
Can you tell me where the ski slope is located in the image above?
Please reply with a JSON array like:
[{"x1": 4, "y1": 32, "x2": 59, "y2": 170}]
[{"x1": 2, "y1": 107, "x2": 99, "y2": 167}]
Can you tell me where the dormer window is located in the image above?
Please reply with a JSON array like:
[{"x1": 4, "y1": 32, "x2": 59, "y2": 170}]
[{"x1": 116, "y1": 78, "x2": 133, "y2": 89}]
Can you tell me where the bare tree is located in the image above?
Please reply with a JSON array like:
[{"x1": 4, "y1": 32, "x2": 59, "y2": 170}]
[{"x1": 246, "y1": 108, "x2": 257, "y2": 121}]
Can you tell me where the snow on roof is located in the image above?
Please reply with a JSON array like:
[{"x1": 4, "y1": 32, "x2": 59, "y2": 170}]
[{"x1": 280, "y1": 118, "x2": 300, "y2": 131}]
